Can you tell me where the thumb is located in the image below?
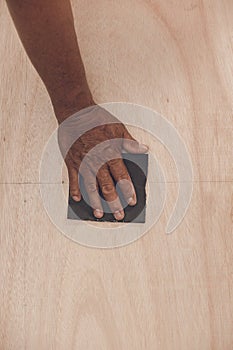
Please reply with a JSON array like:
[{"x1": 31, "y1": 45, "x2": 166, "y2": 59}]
[{"x1": 123, "y1": 127, "x2": 149, "y2": 153}]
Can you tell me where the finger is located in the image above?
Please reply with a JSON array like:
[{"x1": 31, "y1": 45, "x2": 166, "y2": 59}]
[
  {"x1": 97, "y1": 164, "x2": 125, "y2": 220},
  {"x1": 108, "y1": 158, "x2": 137, "y2": 206},
  {"x1": 83, "y1": 169, "x2": 104, "y2": 219},
  {"x1": 123, "y1": 127, "x2": 149, "y2": 153},
  {"x1": 67, "y1": 165, "x2": 81, "y2": 202}
]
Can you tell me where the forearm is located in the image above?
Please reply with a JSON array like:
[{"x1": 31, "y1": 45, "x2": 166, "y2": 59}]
[{"x1": 6, "y1": 0, "x2": 94, "y2": 122}]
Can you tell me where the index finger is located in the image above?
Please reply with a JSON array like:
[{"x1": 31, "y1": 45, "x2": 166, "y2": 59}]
[{"x1": 107, "y1": 158, "x2": 137, "y2": 206}]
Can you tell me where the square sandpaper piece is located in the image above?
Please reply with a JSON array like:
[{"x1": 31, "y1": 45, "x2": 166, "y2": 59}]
[{"x1": 67, "y1": 153, "x2": 148, "y2": 223}]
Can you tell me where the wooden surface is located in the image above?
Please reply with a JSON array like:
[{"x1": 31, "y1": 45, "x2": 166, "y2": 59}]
[{"x1": 0, "y1": 0, "x2": 233, "y2": 349}]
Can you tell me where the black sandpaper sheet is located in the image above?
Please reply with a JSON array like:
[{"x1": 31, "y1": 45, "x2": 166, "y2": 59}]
[{"x1": 67, "y1": 153, "x2": 148, "y2": 223}]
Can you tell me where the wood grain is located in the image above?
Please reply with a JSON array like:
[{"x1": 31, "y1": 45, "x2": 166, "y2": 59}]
[{"x1": 0, "y1": 0, "x2": 232, "y2": 349}]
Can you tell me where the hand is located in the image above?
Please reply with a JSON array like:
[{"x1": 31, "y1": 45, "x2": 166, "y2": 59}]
[{"x1": 58, "y1": 104, "x2": 148, "y2": 220}]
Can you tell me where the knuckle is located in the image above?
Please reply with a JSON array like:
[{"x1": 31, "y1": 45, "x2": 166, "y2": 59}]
[
  {"x1": 101, "y1": 183, "x2": 114, "y2": 195},
  {"x1": 86, "y1": 182, "x2": 97, "y2": 193},
  {"x1": 70, "y1": 184, "x2": 79, "y2": 191},
  {"x1": 108, "y1": 157, "x2": 121, "y2": 167},
  {"x1": 70, "y1": 189, "x2": 79, "y2": 195},
  {"x1": 110, "y1": 201, "x2": 123, "y2": 212},
  {"x1": 116, "y1": 172, "x2": 129, "y2": 181},
  {"x1": 115, "y1": 166, "x2": 130, "y2": 180}
]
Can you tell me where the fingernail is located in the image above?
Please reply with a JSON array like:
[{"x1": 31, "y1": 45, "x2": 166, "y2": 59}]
[
  {"x1": 128, "y1": 197, "x2": 137, "y2": 206},
  {"x1": 73, "y1": 195, "x2": 81, "y2": 202},
  {"x1": 94, "y1": 209, "x2": 104, "y2": 218},
  {"x1": 114, "y1": 210, "x2": 124, "y2": 220},
  {"x1": 139, "y1": 144, "x2": 149, "y2": 152}
]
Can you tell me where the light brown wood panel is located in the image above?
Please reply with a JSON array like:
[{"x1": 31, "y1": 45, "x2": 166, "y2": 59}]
[
  {"x1": 0, "y1": 183, "x2": 232, "y2": 349},
  {"x1": 0, "y1": 185, "x2": 25, "y2": 350},
  {"x1": 0, "y1": 0, "x2": 233, "y2": 349}
]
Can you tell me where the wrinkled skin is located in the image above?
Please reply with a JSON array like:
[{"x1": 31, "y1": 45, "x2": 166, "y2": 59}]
[{"x1": 58, "y1": 105, "x2": 148, "y2": 220}]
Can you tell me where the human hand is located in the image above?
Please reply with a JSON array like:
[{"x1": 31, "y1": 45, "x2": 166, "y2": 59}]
[{"x1": 58, "y1": 105, "x2": 148, "y2": 221}]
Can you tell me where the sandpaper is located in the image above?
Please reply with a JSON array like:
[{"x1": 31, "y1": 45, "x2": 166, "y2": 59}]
[{"x1": 67, "y1": 153, "x2": 148, "y2": 223}]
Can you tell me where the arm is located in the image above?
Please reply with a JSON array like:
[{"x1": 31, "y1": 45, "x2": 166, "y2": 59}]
[
  {"x1": 6, "y1": 0, "x2": 93, "y2": 122},
  {"x1": 6, "y1": 0, "x2": 148, "y2": 220}
]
